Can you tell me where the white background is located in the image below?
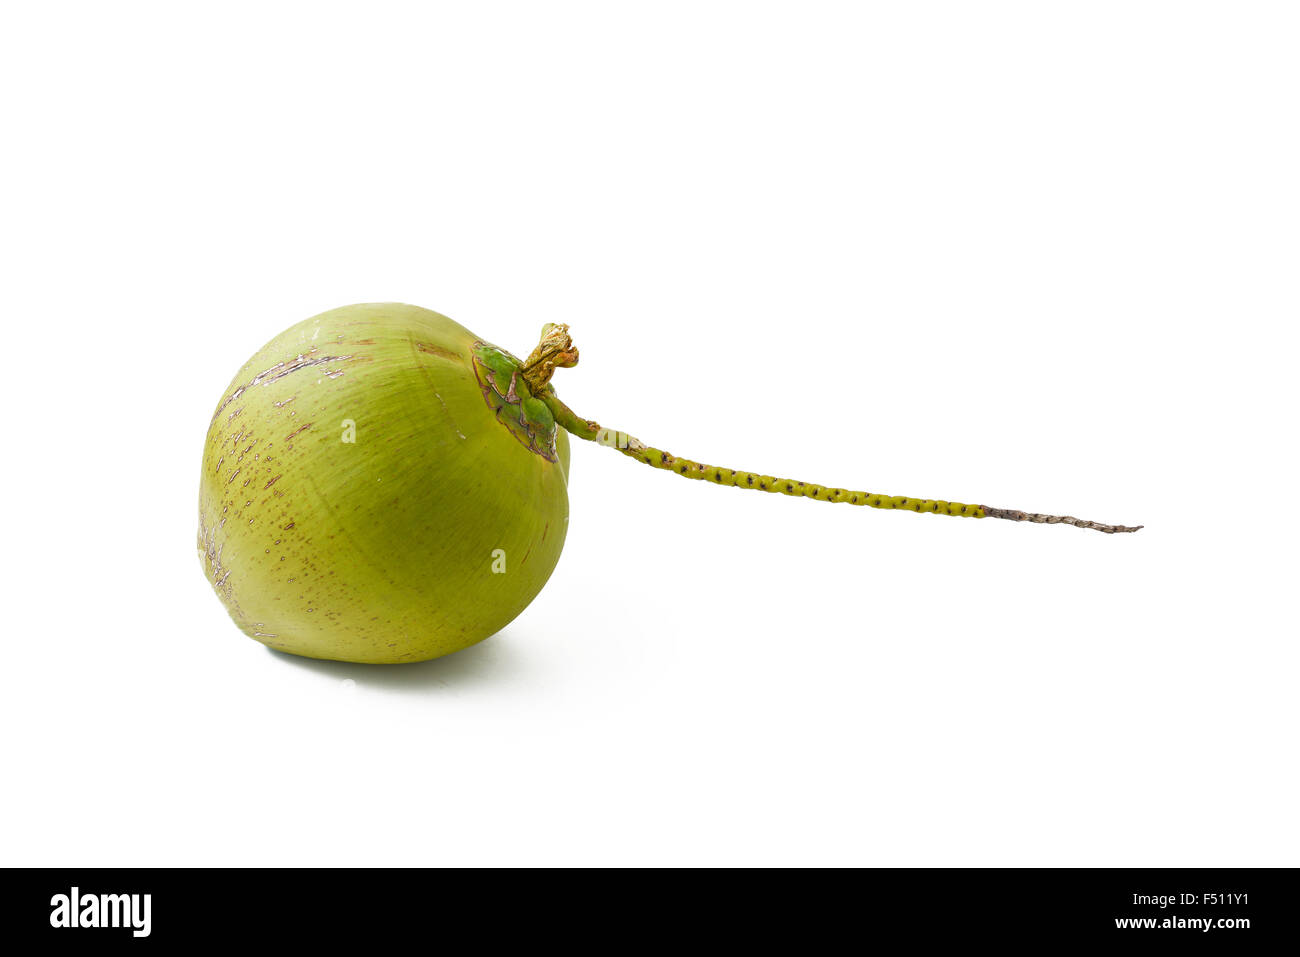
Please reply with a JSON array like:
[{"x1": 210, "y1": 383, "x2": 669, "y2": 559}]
[{"x1": 2, "y1": 2, "x2": 1296, "y2": 867}]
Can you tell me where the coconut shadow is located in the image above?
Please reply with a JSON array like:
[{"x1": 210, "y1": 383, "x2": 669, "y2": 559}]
[{"x1": 263, "y1": 630, "x2": 525, "y2": 693}]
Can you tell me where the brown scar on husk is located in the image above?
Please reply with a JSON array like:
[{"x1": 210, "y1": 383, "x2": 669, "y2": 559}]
[
  {"x1": 210, "y1": 350, "x2": 355, "y2": 425},
  {"x1": 409, "y1": 340, "x2": 469, "y2": 439},
  {"x1": 415, "y1": 341, "x2": 462, "y2": 361}
]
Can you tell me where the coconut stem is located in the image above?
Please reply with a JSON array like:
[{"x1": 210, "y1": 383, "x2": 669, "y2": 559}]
[
  {"x1": 520, "y1": 323, "x2": 579, "y2": 394},
  {"x1": 533, "y1": 331, "x2": 1141, "y2": 534}
]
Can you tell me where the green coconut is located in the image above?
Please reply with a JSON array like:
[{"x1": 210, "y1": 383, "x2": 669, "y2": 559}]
[
  {"x1": 198, "y1": 303, "x2": 571, "y2": 663},
  {"x1": 199, "y1": 302, "x2": 1140, "y2": 664}
]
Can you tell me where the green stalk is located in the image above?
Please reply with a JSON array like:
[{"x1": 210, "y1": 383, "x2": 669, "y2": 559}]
[{"x1": 522, "y1": 325, "x2": 1141, "y2": 535}]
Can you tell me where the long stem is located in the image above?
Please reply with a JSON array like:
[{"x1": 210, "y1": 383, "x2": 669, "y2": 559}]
[
  {"x1": 526, "y1": 325, "x2": 1141, "y2": 535},
  {"x1": 546, "y1": 391, "x2": 1140, "y2": 533}
]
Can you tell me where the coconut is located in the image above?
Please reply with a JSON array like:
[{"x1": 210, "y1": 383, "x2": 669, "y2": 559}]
[
  {"x1": 199, "y1": 302, "x2": 1140, "y2": 664},
  {"x1": 198, "y1": 303, "x2": 570, "y2": 663}
]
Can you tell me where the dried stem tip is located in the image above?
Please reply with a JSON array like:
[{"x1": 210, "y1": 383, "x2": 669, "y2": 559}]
[
  {"x1": 520, "y1": 323, "x2": 579, "y2": 393},
  {"x1": 980, "y1": 506, "x2": 1143, "y2": 534}
]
